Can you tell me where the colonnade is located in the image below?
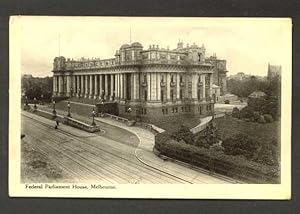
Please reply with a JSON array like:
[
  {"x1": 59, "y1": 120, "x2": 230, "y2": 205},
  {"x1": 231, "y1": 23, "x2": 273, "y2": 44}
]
[{"x1": 53, "y1": 72, "x2": 213, "y2": 103}]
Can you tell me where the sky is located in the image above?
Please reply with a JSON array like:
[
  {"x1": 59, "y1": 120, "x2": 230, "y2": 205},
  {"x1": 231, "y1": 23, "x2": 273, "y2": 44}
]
[{"x1": 16, "y1": 16, "x2": 291, "y2": 77}]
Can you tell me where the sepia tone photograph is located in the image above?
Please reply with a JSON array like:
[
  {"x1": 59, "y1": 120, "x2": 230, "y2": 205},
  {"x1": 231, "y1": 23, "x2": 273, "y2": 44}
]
[{"x1": 9, "y1": 16, "x2": 291, "y2": 198}]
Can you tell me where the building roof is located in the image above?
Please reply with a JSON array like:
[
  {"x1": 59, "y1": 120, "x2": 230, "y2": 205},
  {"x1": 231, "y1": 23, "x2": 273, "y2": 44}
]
[
  {"x1": 120, "y1": 44, "x2": 130, "y2": 49},
  {"x1": 131, "y1": 42, "x2": 143, "y2": 48},
  {"x1": 248, "y1": 91, "x2": 266, "y2": 98}
]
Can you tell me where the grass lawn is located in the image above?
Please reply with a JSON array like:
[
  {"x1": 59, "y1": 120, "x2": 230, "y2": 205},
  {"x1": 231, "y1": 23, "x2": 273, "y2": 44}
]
[
  {"x1": 215, "y1": 116, "x2": 280, "y2": 145},
  {"x1": 153, "y1": 116, "x2": 202, "y2": 132}
]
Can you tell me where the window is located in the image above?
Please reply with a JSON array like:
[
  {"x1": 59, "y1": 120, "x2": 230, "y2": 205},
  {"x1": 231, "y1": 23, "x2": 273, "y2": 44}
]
[
  {"x1": 161, "y1": 75, "x2": 164, "y2": 82},
  {"x1": 171, "y1": 108, "x2": 174, "y2": 113},
  {"x1": 180, "y1": 89, "x2": 183, "y2": 99},
  {"x1": 144, "y1": 74, "x2": 147, "y2": 83},
  {"x1": 144, "y1": 108, "x2": 147, "y2": 114},
  {"x1": 144, "y1": 90, "x2": 147, "y2": 101},
  {"x1": 171, "y1": 75, "x2": 174, "y2": 83},
  {"x1": 197, "y1": 89, "x2": 201, "y2": 100},
  {"x1": 161, "y1": 90, "x2": 164, "y2": 102},
  {"x1": 180, "y1": 75, "x2": 183, "y2": 83},
  {"x1": 175, "y1": 108, "x2": 178, "y2": 113},
  {"x1": 162, "y1": 109, "x2": 165, "y2": 115},
  {"x1": 181, "y1": 106, "x2": 184, "y2": 112},
  {"x1": 199, "y1": 106, "x2": 202, "y2": 115},
  {"x1": 165, "y1": 108, "x2": 168, "y2": 114},
  {"x1": 170, "y1": 89, "x2": 174, "y2": 101}
]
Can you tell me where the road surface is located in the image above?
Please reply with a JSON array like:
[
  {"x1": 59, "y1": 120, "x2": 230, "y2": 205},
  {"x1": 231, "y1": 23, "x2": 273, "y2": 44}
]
[{"x1": 21, "y1": 111, "x2": 231, "y2": 184}]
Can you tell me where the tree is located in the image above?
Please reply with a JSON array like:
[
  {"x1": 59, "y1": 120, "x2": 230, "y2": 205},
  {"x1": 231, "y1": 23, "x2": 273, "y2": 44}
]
[
  {"x1": 232, "y1": 107, "x2": 240, "y2": 118},
  {"x1": 22, "y1": 76, "x2": 53, "y2": 101}
]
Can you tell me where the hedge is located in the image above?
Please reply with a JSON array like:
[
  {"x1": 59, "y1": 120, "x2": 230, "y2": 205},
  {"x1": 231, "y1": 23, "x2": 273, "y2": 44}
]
[{"x1": 155, "y1": 132, "x2": 280, "y2": 183}]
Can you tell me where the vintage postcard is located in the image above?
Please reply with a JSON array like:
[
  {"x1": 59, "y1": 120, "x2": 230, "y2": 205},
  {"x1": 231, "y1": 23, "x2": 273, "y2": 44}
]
[{"x1": 9, "y1": 16, "x2": 291, "y2": 199}]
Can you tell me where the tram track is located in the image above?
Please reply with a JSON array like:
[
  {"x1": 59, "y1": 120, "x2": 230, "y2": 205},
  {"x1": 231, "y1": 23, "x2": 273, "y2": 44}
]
[{"x1": 22, "y1": 113, "x2": 193, "y2": 184}]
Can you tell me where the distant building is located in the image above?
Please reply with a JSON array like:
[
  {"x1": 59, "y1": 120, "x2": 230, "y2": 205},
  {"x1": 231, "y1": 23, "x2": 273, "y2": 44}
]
[
  {"x1": 212, "y1": 84, "x2": 221, "y2": 102},
  {"x1": 205, "y1": 54, "x2": 228, "y2": 95},
  {"x1": 22, "y1": 74, "x2": 33, "y2": 79},
  {"x1": 227, "y1": 72, "x2": 251, "y2": 81},
  {"x1": 267, "y1": 63, "x2": 281, "y2": 79},
  {"x1": 248, "y1": 91, "x2": 266, "y2": 99}
]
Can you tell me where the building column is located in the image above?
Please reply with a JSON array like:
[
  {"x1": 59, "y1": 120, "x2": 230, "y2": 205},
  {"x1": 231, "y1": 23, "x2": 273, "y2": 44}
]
[
  {"x1": 120, "y1": 73, "x2": 124, "y2": 100},
  {"x1": 52, "y1": 76, "x2": 56, "y2": 96},
  {"x1": 110, "y1": 74, "x2": 114, "y2": 100},
  {"x1": 133, "y1": 73, "x2": 137, "y2": 100},
  {"x1": 151, "y1": 73, "x2": 157, "y2": 101},
  {"x1": 176, "y1": 73, "x2": 180, "y2": 100},
  {"x1": 66, "y1": 75, "x2": 71, "y2": 97},
  {"x1": 209, "y1": 73, "x2": 213, "y2": 98},
  {"x1": 80, "y1": 75, "x2": 84, "y2": 97},
  {"x1": 99, "y1": 75, "x2": 103, "y2": 99},
  {"x1": 71, "y1": 75, "x2": 75, "y2": 97},
  {"x1": 192, "y1": 73, "x2": 197, "y2": 100},
  {"x1": 157, "y1": 73, "x2": 161, "y2": 102},
  {"x1": 115, "y1": 74, "x2": 119, "y2": 100},
  {"x1": 85, "y1": 75, "x2": 88, "y2": 98},
  {"x1": 58, "y1": 75, "x2": 63, "y2": 96},
  {"x1": 103, "y1": 74, "x2": 107, "y2": 100},
  {"x1": 89, "y1": 75, "x2": 94, "y2": 99},
  {"x1": 166, "y1": 73, "x2": 171, "y2": 101},
  {"x1": 76, "y1": 76, "x2": 80, "y2": 97},
  {"x1": 147, "y1": 73, "x2": 151, "y2": 101},
  {"x1": 123, "y1": 73, "x2": 127, "y2": 100},
  {"x1": 201, "y1": 74, "x2": 206, "y2": 99},
  {"x1": 94, "y1": 75, "x2": 98, "y2": 99}
]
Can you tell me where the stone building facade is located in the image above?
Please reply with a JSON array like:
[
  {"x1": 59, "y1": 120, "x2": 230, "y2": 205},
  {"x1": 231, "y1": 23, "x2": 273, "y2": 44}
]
[
  {"x1": 52, "y1": 41, "x2": 220, "y2": 122},
  {"x1": 206, "y1": 54, "x2": 228, "y2": 95}
]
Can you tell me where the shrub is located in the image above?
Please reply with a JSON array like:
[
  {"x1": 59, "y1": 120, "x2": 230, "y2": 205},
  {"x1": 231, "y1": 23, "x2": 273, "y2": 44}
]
[
  {"x1": 253, "y1": 111, "x2": 260, "y2": 122},
  {"x1": 222, "y1": 134, "x2": 260, "y2": 159},
  {"x1": 258, "y1": 115, "x2": 266, "y2": 123},
  {"x1": 240, "y1": 106, "x2": 254, "y2": 119},
  {"x1": 224, "y1": 100, "x2": 230, "y2": 104},
  {"x1": 232, "y1": 107, "x2": 240, "y2": 118},
  {"x1": 210, "y1": 143, "x2": 224, "y2": 152},
  {"x1": 195, "y1": 138, "x2": 210, "y2": 149},
  {"x1": 264, "y1": 114, "x2": 274, "y2": 123},
  {"x1": 171, "y1": 125, "x2": 194, "y2": 145},
  {"x1": 155, "y1": 134, "x2": 280, "y2": 183}
]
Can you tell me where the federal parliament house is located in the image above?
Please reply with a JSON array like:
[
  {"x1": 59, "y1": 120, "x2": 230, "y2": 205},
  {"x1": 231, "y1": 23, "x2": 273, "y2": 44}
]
[{"x1": 52, "y1": 41, "x2": 228, "y2": 122}]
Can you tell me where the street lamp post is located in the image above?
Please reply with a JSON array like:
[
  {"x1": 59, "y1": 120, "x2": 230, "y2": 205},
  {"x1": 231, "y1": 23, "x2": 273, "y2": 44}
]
[
  {"x1": 92, "y1": 107, "x2": 96, "y2": 126},
  {"x1": 33, "y1": 97, "x2": 37, "y2": 111},
  {"x1": 67, "y1": 101, "x2": 71, "y2": 117},
  {"x1": 52, "y1": 100, "x2": 56, "y2": 118}
]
